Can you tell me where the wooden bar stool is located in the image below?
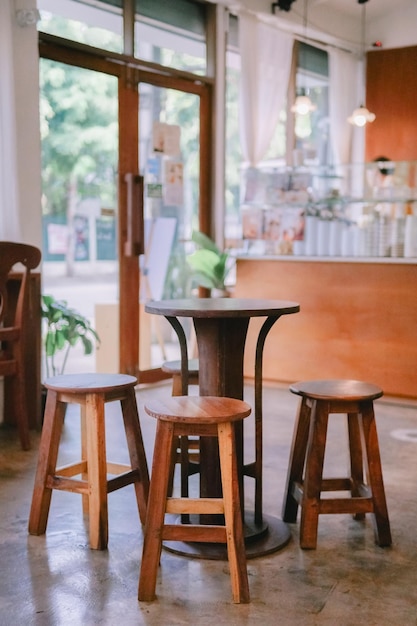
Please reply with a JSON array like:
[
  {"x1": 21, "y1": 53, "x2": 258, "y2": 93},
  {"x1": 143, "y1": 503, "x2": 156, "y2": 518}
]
[
  {"x1": 161, "y1": 358, "x2": 199, "y2": 395},
  {"x1": 162, "y1": 358, "x2": 200, "y2": 498},
  {"x1": 282, "y1": 379, "x2": 392, "y2": 549},
  {"x1": 138, "y1": 396, "x2": 251, "y2": 604},
  {"x1": 28, "y1": 373, "x2": 149, "y2": 550}
]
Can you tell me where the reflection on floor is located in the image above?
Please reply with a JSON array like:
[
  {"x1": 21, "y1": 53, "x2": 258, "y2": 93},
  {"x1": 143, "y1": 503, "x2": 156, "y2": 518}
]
[{"x1": 1, "y1": 381, "x2": 417, "y2": 625}]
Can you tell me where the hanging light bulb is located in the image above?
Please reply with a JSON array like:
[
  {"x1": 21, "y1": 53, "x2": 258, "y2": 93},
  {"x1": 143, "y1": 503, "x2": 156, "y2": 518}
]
[
  {"x1": 291, "y1": 91, "x2": 316, "y2": 115},
  {"x1": 348, "y1": 0, "x2": 376, "y2": 127},
  {"x1": 292, "y1": 0, "x2": 316, "y2": 116},
  {"x1": 348, "y1": 105, "x2": 376, "y2": 127}
]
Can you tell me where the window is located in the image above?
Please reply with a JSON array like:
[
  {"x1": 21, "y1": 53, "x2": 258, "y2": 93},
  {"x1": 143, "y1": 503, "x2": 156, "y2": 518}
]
[
  {"x1": 38, "y1": 0, "x2": 123, "y2": 52},
  {"x1": 224, "y1": 19, "x2": 330, "y2": 245},
  {"x1": 294, "y1": 42, "x2": 330, "y2": 166},
  {"x1": 38, "y1": 0, "x2": 208, "y2": 74},
  {"x1": 135, "y1": 0, "x2": 207, "y2": 74}
]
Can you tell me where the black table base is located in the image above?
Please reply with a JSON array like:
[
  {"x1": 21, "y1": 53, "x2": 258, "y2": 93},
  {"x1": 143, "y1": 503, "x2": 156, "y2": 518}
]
[{"x1": 162, "y1": 512, "x2": 292, "y2": 560}]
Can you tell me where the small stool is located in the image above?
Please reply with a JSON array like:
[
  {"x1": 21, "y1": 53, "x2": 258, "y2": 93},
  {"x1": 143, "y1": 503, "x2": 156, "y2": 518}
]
[
  {"x1": 138, "y1": 396, "x2": 251, "y2": 604},
  {"x1": 282, "y1": 379, "x2": 392, "y2": 549},
  {"x1": 162, "y1": 358, "x2": 200, "y2": 498},
  {"x1": 161, "y1": 358, "x2": 199, "y2": 395},
  {"x1": 28, "y1": 373, "x2": 149, "y2": 550}
]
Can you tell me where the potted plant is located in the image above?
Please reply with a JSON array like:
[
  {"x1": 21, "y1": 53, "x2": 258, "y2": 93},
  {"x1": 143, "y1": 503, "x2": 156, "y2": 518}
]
[
  {"x1": 41, "y1": 294, "x2": 101, "y2": 378},
  {"x1": 186, "y1": 230, "x2": 233, "y2": 296}
]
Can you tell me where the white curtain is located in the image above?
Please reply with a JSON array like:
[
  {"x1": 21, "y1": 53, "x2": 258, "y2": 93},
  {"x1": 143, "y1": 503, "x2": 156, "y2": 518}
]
[
  {"x1": 239, "y1": 13, "x2": 293, "y2": 166},
  {"x1": 0, "y1": 0, "x2": 21, "y2": 240},
  {"x1": 328, "y1": 48, "x2": 361, "y2": 166}
]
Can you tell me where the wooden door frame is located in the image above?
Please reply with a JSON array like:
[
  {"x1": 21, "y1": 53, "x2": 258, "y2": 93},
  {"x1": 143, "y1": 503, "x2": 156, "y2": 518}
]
[{"x1": 39, "y1": 35, "x2": 214, "y2": 383}]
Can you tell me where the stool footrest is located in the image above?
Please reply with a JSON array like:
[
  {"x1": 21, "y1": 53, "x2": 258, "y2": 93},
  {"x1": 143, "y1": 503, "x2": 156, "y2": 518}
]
[
  {"x1": 47, "y1": 475, "x2": 88, "y2": 494},
  {"x1": 319, "y1": 497, "x2": 374, "y2": 515},
  {"x1": 107, "y1": 470, "x2": 141, "y2": 493},
  {"x1": 162, "y1": 524, "x2": 227, "y2": 543},
  {"x1": 166, "y1": 497, "x2": 224, "y2": 515},
  {"x1": 55, "y1": 461, "x2": 88, "y2": 477},
  {"x1": 106, "y1": 462, "x2": 132, "y2": 475}
]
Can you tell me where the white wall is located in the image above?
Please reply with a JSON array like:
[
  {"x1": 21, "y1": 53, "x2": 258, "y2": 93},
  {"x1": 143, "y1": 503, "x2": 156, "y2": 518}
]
[
  {"x1": 13, "y1": 0, "x2": 42, "y2": 248},
  {"x1": 371, "y1": 4, "x2": 417, "y2": 50},
  {"x1": 213, "y1": 0, "x2": 417, "y2": 52}
]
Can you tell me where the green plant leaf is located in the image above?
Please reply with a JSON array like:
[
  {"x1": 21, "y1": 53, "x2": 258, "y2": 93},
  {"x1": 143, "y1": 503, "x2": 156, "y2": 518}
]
[
  {"x1": 191, "y1": 230, "x2": 221, "y2": 255},
  {"x1": 41, "y1": 293, "x2": 100, "y2": 374}
]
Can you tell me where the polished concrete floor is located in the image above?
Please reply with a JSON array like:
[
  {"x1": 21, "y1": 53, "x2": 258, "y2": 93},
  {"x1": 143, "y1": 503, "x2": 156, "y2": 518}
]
[{"x1": 1, "y1": 381, "x2": 417, "y2": 625}]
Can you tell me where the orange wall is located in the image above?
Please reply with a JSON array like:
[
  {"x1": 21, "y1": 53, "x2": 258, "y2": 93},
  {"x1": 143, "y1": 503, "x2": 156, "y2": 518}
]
[{"x1": 366, "y1": 46, "x2": 417, "y2": 162}]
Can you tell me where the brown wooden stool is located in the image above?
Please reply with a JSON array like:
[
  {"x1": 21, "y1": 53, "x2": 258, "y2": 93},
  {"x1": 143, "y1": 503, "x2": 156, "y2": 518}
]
[
  {"x1": 28, "y1": 373, "x2": 149, "y2": 550},
  {"x1": 162, "y1": 358, "x2": 200, "y2": 498},
  {"x1": 282, "y1": 379, "x2": 392, "y2": 549},
  {"x1": 161, "y1": 358, "x2": 199, "y2": 395},
  {"x1": 138, "y1": 396, "x2": 251, "y2": 604}
]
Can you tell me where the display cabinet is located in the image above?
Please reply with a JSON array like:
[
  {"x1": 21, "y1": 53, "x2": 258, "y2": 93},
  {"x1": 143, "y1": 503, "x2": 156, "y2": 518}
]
[{"x1": 239, "y1": 160, "x2": 417, "y2": 259}]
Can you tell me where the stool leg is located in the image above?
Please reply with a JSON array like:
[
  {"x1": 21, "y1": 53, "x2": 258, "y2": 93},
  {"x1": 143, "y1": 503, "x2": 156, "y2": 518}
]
[
  {"x1": 218, "y1": 422, "x2": 250, "y2": 604},
  {"x1": 300, "y1": 399, "x2": 329, "y2": 549},
  {"x1": 121, "y1": 388, "x2": 150, "y2": 525},
  {"x1": 139, "y1": 421, "x2": 174, "y2": 602},
  {"x1": 347, "y1": 412, "x2": 365, "y2": 520},
  {"x1": 81, "y1": 405, "x2": 89, "y2": 516},
  {"x1": 282, "y1": 397, "x2": 311, "y2": 522},
  {"x1": 360, "y1": 403, "x2": 392, "y2": 547},
  {"x1": 28, "y1": 390, "x2": 65, "y2": 535},
  {"x1": 172, "y1": 373, "x2": 182, "y2": 396},
  {"x1": 85, "y1": 392, "x2": 108, "y2": 550}
]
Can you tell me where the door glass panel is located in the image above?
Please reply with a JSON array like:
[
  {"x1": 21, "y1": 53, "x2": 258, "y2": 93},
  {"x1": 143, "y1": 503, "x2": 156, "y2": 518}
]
[
  {"x1": 40, "y1": 59, "x2": 118, "y2": 377},
  {"x1": 134, "y1": 0, "x2": 206, "y2": 74},
  {"x1": 37, "y1": 0, "x2": 123, "y2": 53},
  {"x1": 138, "y1": 83, "x2": 200, "y2": 369}
]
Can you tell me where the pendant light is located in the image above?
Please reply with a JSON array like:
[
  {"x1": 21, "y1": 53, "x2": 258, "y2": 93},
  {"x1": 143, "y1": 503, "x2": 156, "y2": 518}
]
[
  {"x1": 291, "y1": 0, "x2": 316, "y2": 116},
  {"x1": 348, "y1": 0, "x2": 375, "y2": 127}
]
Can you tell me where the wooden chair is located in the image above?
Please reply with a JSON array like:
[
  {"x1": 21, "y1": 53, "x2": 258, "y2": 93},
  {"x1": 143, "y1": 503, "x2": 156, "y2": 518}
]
[
  {"x1": 28, "y1": 373, "x2": 149, "y2": 550},
  {"x1": 282, "y1": 379, "x2": 392, "y2": 549},
  {"x1": 138, "y1": 396, "x2": 251, "y2": 604},
  {"x1": 0, "y1": 241, "x2": 41, "y2": 450}
]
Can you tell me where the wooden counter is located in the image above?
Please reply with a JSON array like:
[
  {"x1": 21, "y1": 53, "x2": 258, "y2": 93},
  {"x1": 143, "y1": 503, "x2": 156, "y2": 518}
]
[{"x1": 235, "y1": 257, "x2": 417, "y2": 399}]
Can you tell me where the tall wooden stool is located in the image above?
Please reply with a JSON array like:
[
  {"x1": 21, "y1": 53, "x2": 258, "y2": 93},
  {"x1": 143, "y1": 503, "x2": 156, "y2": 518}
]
[
  {"x1": 282, "y1": 379, "x2": 392, "y2": 549},
  {"x1": 28, "y1": 373, "x2": 149, "y2": 550},
  {"x1": 161, "y1": 358, "x2": 199, "y2": 395},
  {"x1": 138, "y1": 396, "x2": 251, "y2": 604}
]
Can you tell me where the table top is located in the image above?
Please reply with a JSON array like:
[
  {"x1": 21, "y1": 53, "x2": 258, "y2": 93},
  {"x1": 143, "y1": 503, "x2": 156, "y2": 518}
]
[{"x1": 145, "y1": 297, "x2": 300, "y2": 318}]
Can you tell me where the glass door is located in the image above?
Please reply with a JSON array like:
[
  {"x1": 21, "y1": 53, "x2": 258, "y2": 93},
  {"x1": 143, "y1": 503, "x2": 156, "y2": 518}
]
[
  {"x1": 138, "y1": 82, "x2": 201, "y2": 371},
  {"x1": 39, "y1": 57, "x2": 119, "y2": 377},
  {"x1": 39, "y1": 39, "x2": 212, "y2": 383}
]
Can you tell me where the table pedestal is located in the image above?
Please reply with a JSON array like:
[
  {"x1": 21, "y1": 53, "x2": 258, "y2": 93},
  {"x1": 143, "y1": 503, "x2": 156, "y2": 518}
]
[{"x1": 163, "y1": 512, "x2": 291, "y2": 560}]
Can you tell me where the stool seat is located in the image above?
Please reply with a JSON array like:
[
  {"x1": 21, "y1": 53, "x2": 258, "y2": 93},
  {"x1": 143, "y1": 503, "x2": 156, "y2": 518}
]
[
  {"x1": 144, "y1": 395, "x2": 249, "y2": 424},
  {"x1": 290, "y1": 379, "x2": 383, "y2": 402},
  {"x1": 162, "y1": 358, "x2": 199, "y2": 396},
  {"x1": 43, "y1": 372, "x2": 138, "y2": 394},
  {"x1": 283, "y1": 379, "x2": 391, "y2": 549},
  {"x1": 28, "y1": 373, "x2": 149, "y2": 550},
  {"x1": 161, "y1": 358, "x2": 199, "y2": 377},
  {"x1": 138, "y1": 396, "x2": 251, "y2": 604}
]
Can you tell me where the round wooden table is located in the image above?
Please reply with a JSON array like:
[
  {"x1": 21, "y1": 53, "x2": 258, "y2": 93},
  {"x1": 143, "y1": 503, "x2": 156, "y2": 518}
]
[{"x1": 145, "y1": 297, "x2": 300, "y2": 559}]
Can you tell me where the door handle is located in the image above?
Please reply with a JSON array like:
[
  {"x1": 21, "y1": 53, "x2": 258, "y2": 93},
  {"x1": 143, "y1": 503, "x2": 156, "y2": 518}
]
[{"x1": 124, "y1": 173, "x2": 144, "y2": 256}]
